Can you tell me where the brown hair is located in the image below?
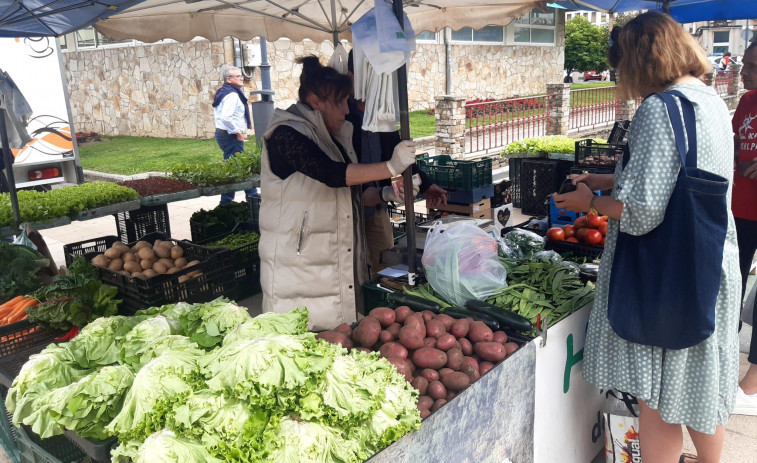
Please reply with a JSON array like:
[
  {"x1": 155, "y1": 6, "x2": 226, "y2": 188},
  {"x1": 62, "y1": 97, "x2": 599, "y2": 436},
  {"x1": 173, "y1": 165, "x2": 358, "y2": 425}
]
[
  {"x1": 296, "y1": 56, "x2": 352, "y2": 105},
  {"x1": 609, "y1": 12, "x2": 710, "y2": 99}
]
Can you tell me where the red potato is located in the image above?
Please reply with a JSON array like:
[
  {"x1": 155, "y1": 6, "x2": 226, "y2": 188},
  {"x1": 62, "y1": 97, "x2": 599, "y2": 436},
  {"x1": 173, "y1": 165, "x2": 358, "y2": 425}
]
[
  {"x1": 404, "y1": 314, "x2": 426, "y2": 338},
  {"x1": 479, "y1": 361, "x2": 495, "y2": 376},
  {"x1": 379, "y1": 342, "x2": 408, "y2": 360},
  {"x1": 379, "y1": 330, "x2": 394, "y2": 343},
  {"x1": 460, "y1": 356, "x2": 480, "y2": 382},
  {"x1": 423, "y1": 337, "x2": 437, "y2": 348},
  {"x1": 420, "y1": 369, "x2": 440, "y2": 382},
  {"x1": 334, "y1": 323, "x2": 352, "y2": 336},
  {"x1": 353, "y1": 317, "x2": 382, "y2": 347},
  {"x1": 398, "y1": 326, "x2": 425, "y2": 350},
  {"x1": 316, "y1": 331, "x2": 354, "y2": 349},
  {"x1": 468, "y1": 321, "x2": 494, "y2": 343},
  {"x1": 428, "y1": 381, "x2": 447, "y2": 400},
  {"x1": 459, "y1": 338, "x2": 473, "y2": 356},
  {"x1": 442, "y1": 371, "x2": 471, "y2": 391},
  {"x1": 420, "y1": 310, "x2": 435, "y2": 323},
  {"x1": 369, "y1": 307, "x2": 396, "y2": 328},
  {"x1": 412, "y1": 347, "x2": 448, "y2": 370},
  {"x1": 418, "y1": 395, "x2": 434, "y2": 410},
  {"x1": 445, "y1": 347, "x2": 464, "y2": 371},
  {"x1": 435, "y1": 314, "x2": 456, "y2": 330},
  {"x1": 386, "y1": 323, "x2": 401, "y2": 338},
  {"x1": 411, "y1": 376, "x2": 429, "y2": 395},
  {"x1": 435, "y1": 333, "x2": 457, "y2": 351},
  {"x1": 505, "y1": 342, "x2": 519, "y2": 355},
  {"x1": 450, "y1": 318, "x2": 472, "y2": 339},
  {"x1": 446, "y1": 391, "x2": 457, "y2": 401},
  {"x1": 438, "y1": 368, "x2": 454, "y2": 378},
  {"x1": 387, "y1": 357, "x2": 414, "y2": 381},
  {"x1": 474, "y1": 342, "x2": 507, "y2": 362},
  {"x1": 431, "y1": 399, "x2": 447, "y2": 412},
  {"x1": 394, "y1": 306, "x2": 412, "y2": 324},
  {"x1": 493, "y1": 331, "x2": 508, "y2": 345},
  {"x1": 424, "y1": 319, "x2": 446, "y2": 339},
  {"x1": 420, "y1": 408, "x2": 431, "y2": 419}
]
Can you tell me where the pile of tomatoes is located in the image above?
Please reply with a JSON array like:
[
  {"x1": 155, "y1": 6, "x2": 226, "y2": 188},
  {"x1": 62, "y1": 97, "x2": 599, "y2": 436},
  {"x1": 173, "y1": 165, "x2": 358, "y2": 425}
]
[{"x1": 546, "y1": 213, "x2": 608, "y2": 246}]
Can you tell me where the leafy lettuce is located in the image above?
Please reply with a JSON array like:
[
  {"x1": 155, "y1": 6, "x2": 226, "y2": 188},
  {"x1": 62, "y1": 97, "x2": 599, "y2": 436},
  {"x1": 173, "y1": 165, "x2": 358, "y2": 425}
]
[
  {"x1": 134, "y1": 429, "x2": 224, "y2": 463},
  {"x1": 63, "y1": 315, "x2": 148, "y2": 368},
  {"x1": 266, "y1": 416, "x2": 362, "y2": 463},
  {"x1": 119, "y1": 316, "x2": 184, "y2": 368},
  {"x1": 179, "y1": 298, "x2": 251, "y2": 348},
  {"x1": 222, "y1": 307, "x2": 309, "y2": 346}
]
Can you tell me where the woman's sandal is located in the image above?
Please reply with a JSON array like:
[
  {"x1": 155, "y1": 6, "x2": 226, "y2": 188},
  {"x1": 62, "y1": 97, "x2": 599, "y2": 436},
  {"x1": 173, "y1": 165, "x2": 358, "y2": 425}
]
[{"x1": 679, "y1": 453, "x2": 698, "y2": 463}]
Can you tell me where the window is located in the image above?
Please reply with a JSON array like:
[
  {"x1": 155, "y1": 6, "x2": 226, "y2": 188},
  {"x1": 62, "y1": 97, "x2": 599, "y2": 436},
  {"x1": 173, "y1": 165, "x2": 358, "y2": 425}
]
[
  {"x1": 713, "y1": 30, "x2": 730, "y2": 54},
  {"x1": 415, "y1": 30, "x2": 437, "y2": 42},
  {"x1": 72, "y1": 26, "x2": 137, "y2": 49},
  {"x1": 451, "y1": 26, "x2": 505, "y2": 43},
  {"x1": 513, "y1": 8, "x2": 556, "y2": 45}
]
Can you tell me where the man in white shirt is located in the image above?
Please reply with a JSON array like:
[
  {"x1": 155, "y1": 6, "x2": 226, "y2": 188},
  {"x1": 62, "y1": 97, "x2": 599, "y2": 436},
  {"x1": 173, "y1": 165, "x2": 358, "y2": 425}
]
[{"x1": 212, "y1": 66, "x2": 253, "y2": 204}]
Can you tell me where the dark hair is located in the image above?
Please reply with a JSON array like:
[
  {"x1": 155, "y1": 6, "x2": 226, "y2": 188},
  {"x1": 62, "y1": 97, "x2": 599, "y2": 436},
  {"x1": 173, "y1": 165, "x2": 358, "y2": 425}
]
[
  {"x1": 747, "y1": 41, "x2": 757, "y2": 54},
  {"x1": 348, "y1": 49, "x2": 354, "y2": 74},
  {"x1": 296, "y1": 56, "x2": 352, "y2": 104}
]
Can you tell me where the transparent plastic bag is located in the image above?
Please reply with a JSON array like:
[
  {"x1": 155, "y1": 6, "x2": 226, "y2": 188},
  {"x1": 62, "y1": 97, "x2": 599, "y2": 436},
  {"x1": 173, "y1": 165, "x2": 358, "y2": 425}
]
[
  {"x1": 13, "y1": 225, "x2": 37, "y2": 250},
  {"x1": 421, "y1": 221, "x2": 507, "y2": 307},
  {"x1": 532, "y1": 250, "x2": 562, "y2": 264},
  {"x1": 502, "y1": 228, "x2": 545, "y2": 259}
]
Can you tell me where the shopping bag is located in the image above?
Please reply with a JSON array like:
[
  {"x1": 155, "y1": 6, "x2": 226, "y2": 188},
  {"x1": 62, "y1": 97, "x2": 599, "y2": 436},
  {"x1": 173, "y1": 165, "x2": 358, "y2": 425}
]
[
  {"x1": 421, "y1": 221, "x2": 507, "y2": 307},
  {"x1": 327, "y1": 43, "x2": 349, "y2": 74},
  {"x1": 608, "y1": 90, "x2": 728, "y2": 349},
  {"x1": 603, "y1": 390, "x2": 642, "y2": 463},
  {"x1": 373, "y1": 0, "x2": 416, "y2": 54},
  {"x1": 743, "y1": 282, "x2": 756, "y2": 326}
]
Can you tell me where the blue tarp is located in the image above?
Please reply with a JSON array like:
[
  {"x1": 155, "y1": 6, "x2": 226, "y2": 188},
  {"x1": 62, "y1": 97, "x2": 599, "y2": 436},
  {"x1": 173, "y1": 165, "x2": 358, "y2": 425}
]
[
  {"x1": 0, "y1": 0, "x2": 147, "y2": 37},
  {"x1": 554, "y1": 1, "x2": 757, "y2": 23}
]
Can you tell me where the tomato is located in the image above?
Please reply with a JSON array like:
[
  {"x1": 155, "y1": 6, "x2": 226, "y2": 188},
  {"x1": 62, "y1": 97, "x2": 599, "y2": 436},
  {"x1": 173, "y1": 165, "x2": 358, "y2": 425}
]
[
  {"x1": 562, "y1": 224, "x2": 576, "y2": 239},
  {"x1": 566, "y1": 237, "x2": 579, "y2": 243},
  {"x1": 597, "y1": 221, "x2": 608, "y2": 236},
  {"x1": 585, "y1": 229, "x2": 603, "y2": 246},
  {"x1": 546, "y1": 227, "x2": 565, "y2": 241},
  {"x1": 573, "y1": 216, "x2": 587, "y2": 229},
  {"x1": 576, "y1": 228, "x2": 590, "y2": 242},
  {"x1": 600, "y1": 215, "x2": 609, "y2": 222},
  {"x1": 587, "y1": 213, "x2": 603, "y2": 228},
  {"x1": 600, "y1": 237, "x2": 606, "y2": 246}
]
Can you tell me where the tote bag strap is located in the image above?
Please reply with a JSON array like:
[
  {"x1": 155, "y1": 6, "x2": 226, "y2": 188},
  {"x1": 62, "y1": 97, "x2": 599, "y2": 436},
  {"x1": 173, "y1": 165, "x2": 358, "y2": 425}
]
[{"x1": 656, "y1": 91, "x2": 697, "y2": 169}]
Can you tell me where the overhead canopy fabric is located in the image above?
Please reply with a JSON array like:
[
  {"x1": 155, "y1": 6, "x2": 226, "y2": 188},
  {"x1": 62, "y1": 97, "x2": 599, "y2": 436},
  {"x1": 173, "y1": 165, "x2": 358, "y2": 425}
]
[
  {"x1": 554, "y1": 1, "x2": 757, "y2": 23},
  {"x1": 0, "y1": 0, "x2": 148, "y2": 37},
  {"x1": 94, "y1": 0, "x2": 544, "y2": 43}
]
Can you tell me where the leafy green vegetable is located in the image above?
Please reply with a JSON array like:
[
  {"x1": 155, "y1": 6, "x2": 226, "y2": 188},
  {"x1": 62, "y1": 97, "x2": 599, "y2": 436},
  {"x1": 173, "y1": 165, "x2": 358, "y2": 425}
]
[
  {"x1": 206, "y1": 231, "x2": 260, "y2": 250},
  {"x1": 222, "y1": 307, "x2": 308, "y2": 346},
  {"x1": 502, "y1": 229, "x2": 546, "y2": 259},
  {"x1": 178, "y1": 298, "x2": 252, "y2": 348},
  {"x1": 27, "y1": 277, "x2": 121, "y2": 330},
  {"x1": 189, "y1": 201, "x2": 250, "y2": 238},
  {"x1": 267, "y1": 416, "x2": 363, "y2": 463},
  {"x1": 501, "y1": 135, "x2": 605, "y2": 157},
  {"x1": 169, "y1": 149, "x2": 261, "y2": 187},
  {"x1": 120, "y1": 317, "x2": 184, "y2": 368},
  {"x1": 134, "y1": 430, "x2": 224, "y2": 463},
  {"x1": 0, "y1": 241, "x2": 48, "y2": 302},
  {"x1": 63, "y1": 315, "x2": 148, "y2": 368}
]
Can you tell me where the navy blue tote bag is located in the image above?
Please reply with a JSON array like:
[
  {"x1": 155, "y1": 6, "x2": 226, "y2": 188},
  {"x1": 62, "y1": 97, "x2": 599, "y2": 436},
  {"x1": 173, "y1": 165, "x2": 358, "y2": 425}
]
[{"x1": 607, "y1": 90, "x2": 728, "y2": 350}]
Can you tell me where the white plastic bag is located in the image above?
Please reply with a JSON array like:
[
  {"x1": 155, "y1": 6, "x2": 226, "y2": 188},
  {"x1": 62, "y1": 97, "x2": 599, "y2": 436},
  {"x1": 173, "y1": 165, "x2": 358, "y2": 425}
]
[
  {"x1": 327, "y1": 43, "x2": 349, "y2": 74},
  {"x1": 373, "y1": 0, "x2": 416, "y2": 54},
  {"x1": 603, "y1": 390, "x2": 642, "y2": 463},
  {"x1": 421, "y1": 221, "x2": 507, "y2": 307}
]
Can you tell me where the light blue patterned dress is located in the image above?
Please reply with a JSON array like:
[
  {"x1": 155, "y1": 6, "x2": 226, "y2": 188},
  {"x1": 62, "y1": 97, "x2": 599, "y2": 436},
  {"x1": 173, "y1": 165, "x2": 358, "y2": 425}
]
[{"x1": 582, "y1": 82, "x2": 741, "y2": 434}]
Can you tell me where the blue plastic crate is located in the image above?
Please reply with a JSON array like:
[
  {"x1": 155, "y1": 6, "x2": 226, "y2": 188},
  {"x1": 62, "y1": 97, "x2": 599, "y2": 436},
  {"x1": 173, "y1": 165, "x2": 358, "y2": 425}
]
[
  {"x1": 445, "y1": 184, "x2": 495, "y2": 205},
  {"x1": 548, "y1": 197, "x2": 578, "y2": 228}
]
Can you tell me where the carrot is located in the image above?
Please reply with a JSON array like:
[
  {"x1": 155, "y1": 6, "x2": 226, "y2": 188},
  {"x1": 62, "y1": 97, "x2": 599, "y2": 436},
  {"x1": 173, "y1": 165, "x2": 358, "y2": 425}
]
[
  {"x1": 0, "y1": 296, "x2": 25, "y2": 309},
  {"x1": 0, "y1": 299, "x2": 37, "y2": 326}
]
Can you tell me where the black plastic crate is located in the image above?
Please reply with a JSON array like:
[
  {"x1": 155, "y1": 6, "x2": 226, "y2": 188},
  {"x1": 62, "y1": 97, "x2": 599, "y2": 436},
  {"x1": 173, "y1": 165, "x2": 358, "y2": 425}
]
[
  {"x1": 386, "y1": 207, "x2": 431, "y2": 233},
  {"x1": 114, "y1": 204, "x2": 171, "y2": 244},
  {"x1": 545, "y1": 240, "x2": 604, "y2": 259},
  {"x1": 246, "y1": 193, "x2": 261, "y2": 223},
  {"x1": 0, "y1": 321, "x2": 61, "y2": 388},
  {"x1": 17, "y1": 425, "x2": 87, "y2": 463},
  {"x1": 63, "y1": 431, "x2": 115, "y2": 463},
  {"x1": 200, "y1": 222, "x2": 261, "y2": 297},
  {"x1": 507, "y1": 157, "x2": 522, "y2": 208},
  {"x1": 417, "y1": 155, "x2": 492, "y2": 191},
  {"x1": 85, "y1": 232, "x2": 233, "y2": 315},
  {"x1": 62, "y1": 236, "x2": 122, "y2": 267},
  {"x1": 224, "y1": 270, "x2": 262, "y2": 302},
  {"x1": 575, "y1": 139, "x2": 625, "y2": 168},
  {"x1": 519, "y1": 159, "x2": 573, "y2": 216},
  {"x1": 189, "y1": 201, "x2": 250, "y2": 243},
  {"x1": 362, "y1": 280, "x2": 394, "y2": 315},
  {"x1": 607, "y1": 119, "x2": 631, "y2": 145},
  {"x1": 492, "y1": 180, "x2": 512, "y2": 208}
]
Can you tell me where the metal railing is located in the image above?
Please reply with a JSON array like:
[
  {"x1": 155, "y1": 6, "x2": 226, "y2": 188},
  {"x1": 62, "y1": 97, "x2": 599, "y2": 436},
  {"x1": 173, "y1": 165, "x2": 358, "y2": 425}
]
[
  {"x1": 715, "y1": 70, "x2": 735, "y2": 96},
  {"x1": 464, "y1": 95, "x2": 551, "y2": 154},
  {"x1": 569, "y1": 86, "x2": 620, "y2": 131}
]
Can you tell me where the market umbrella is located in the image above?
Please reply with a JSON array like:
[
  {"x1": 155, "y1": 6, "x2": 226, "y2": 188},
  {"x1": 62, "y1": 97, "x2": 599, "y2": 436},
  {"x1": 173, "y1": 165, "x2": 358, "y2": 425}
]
[{"x1": 553, "y1": 0, "x2": 757, "y2": 23}]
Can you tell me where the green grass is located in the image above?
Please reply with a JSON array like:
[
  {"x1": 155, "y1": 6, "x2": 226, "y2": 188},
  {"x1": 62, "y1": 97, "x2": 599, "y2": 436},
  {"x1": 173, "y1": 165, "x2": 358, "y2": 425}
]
[
  {"x1": 79, "y1": 135, "x2": 256, "y2": 175},
  {"x1": 407, "y1": 110, "x2": 436, "y2": 138},
  {"x1": 570, "y1": 82, "x2": 616, "y2": 90}
]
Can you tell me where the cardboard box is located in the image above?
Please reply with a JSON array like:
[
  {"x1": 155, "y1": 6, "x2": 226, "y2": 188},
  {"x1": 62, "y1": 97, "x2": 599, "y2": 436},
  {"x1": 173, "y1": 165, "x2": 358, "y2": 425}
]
[
  {"x1": 493, "y1": 203, "x2": 514, "y2": 236},
  {"x1": 434, "y1": 198, "x2": 491, "y2": 215}
]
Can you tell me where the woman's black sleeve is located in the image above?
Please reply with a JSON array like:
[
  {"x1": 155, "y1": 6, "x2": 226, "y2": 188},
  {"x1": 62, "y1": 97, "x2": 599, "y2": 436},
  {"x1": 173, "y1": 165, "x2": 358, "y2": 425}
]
[{"x1": 267, "y1": 125, "x2": 348, "y2": 188}]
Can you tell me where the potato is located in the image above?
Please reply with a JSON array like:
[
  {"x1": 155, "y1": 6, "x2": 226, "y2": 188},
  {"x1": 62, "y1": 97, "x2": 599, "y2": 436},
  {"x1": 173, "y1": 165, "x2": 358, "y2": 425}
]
[
  {"x1": 166, "y1": 267, "x2": 180, "y2": 274},
  {"x1": 446, "y1": 391, "x2": 457, "y2": 401},
  {"x1": 410, "y1": 376, "x2": 429, "y2": 395},
  {"x1": 418, "y1": 395, "x2": 434, "y2": 411},
  {"x1": 170, "y1": 246, "x2": 184, "y2": 260},
  {"x1": 459, "y1": 338, "x2": 474, "y2": 356},
  {"x1": 387, "y1": 357, "x2": 414, "y2": 382},
  {"x1": 118, "y1": 270, "x2": 130, "y2": 276},
  {"x1": 187, "y1": 269, "x2": 203, "y2": 278},
  {"x1": 154, "y1": 245, "x2": 171, "y2": 259},
  {"x1": 315, "y1": 331, "x2": 354, "y2": 349},
  {"x1": 445, "y1": 347, "x2": 464, "y2": 371},
  {"x1": 493, "y1": 331, "x2": 508, "y2": 346},
  {"x1": 394, "y1": 306, "x2": 412, "y2": 324},
  {"x1": 438, "y1": 368, "x2": 454, "y2": 378},
  {"x1": 379, "y1": 342, "x2": 408, "y2": 360},
  {"x1": 334, "y1": 323, "x2": 352, "y2": 336},
  {"x1": 137, "y1": 247, "x2": 156, "y2": 261},
  {"x1": 140, "y1": 259, "x2": 154, "y2": 270},
  {"x1": 403, "y1": 314, "x2": 426, "y2": 338},
  {"x1": 379, "y1": 330, "x2": 394, "y2": 343},
  {"x1": 450, "y1": 318, "x2": 472, "y2": 339},
  {"x1": 468, "y1": 321, "x2": 494, "y2": 343},
  {"x1": 353, "y1": 317, "x2": 382, "y2": 348},
  {"x1": 368, "y1": 307, "x2": 396, "y2": 328},
  {"x1": 186, "y1": 259, "x2": 200, "y2": 268},
  {"x1": 412, "y1": 347, "x2": 448, "y2": 370},
  {"x1": 427, "y1": 381, "x2": 446, "y2": 400},
  {"x1": 174, "y1": 257, "x2": 187, "y2": 268},
  {"x1": 460, "y1": 357, "x2": 480, "y2": 382},
  {"x1": 153, "y1": 239, "x2": 163, "y2": 247},
  {"x1": 423, "y1": 337, "x2": 437, "y2": 348},
  {"x1": 435, "y1": 333, "x2": 457, "y2": 351},
  {"x1": 108, "y1": 258, "x2": 124, "y2": 271},
  {"x1": 386, "y1": 323, "x2": 401, "y2": 338},
  {"x1": 420, "y1": 369, "x2": 439, "y2": 383},
  {"x1": 178, "y1": 274, "x2": 190, "y2": 283},
  {"x1": 123, "y1": 261, "x2": 141, "y2": 274},
  {"x1": 157, "y1": 258, "x2": 174, "y2": 268},
  {"x1": 135, "y1": 240, "x2": 150, "y2": 249},
  {"x1": 420, "y1": 310, "x2": 435, "y2": 323},
  {"x1": 91, "y1": 254, "x2": 110, "y2": 267},
  {"x1": 425, "y1": 319, "x2": 446, "y2": 339},
  {"x1": 113, "y1": 241, "x2": 129, "y2": 250},
  {"x1": 104, "y1": 247, "x2": 123, "y2": 259},
  {"x1": 431, "y1": 399, "x2": 447, "y2": 412},
  {"x1": 420, "y1": 408, "x2": 431, "y2": 419},
  {"x1": 132, "y1": 271, "x2": 145, "y2": 278},
  {"x1": 152, "y1": 262, "x2": 168, "y2": 274},
  {"x1": 473, "y1": 342, "x2": 507, "y2": 362},
  {"x1": 398, "y1": 326, "x2": 424, "y2": 350},
  {"x1": 122, "y1": 252, "x2": 136, "y2": 263},
  {"x1": 479, "y1": 361, "x2": 495, "y2": 376},
  {"x1": 505, "y1": 342, "x2": 519, "y2": 355},
  {"x1": 435, "y1": 314, "x2": 456, "y2": 330},
  {"x1": 143, "y1": 269, "x2": 157, "y2": 278}
]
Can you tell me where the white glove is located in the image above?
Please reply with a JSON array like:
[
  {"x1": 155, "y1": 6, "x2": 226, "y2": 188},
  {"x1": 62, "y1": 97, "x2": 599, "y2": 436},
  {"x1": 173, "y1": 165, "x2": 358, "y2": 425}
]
[{"x1": 386, "y1": 140, "x2": 417, "y2": 176}]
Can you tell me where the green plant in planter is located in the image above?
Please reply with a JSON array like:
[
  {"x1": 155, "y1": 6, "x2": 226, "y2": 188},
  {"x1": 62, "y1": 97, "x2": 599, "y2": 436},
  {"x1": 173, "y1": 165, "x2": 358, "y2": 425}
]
[
  {"x1": 169, "y1": 146, "x2": 262, "y2": 187},
  {"x1": 501, "y1": 136, "x2": 603, "y2": 157}
]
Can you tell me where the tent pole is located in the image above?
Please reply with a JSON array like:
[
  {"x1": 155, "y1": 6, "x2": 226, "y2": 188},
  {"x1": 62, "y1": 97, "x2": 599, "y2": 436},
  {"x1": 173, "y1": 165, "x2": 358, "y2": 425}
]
[
  {"x1": 0, "y1": 108, "x2": 22, "y2": 231},
  {"x1": 663, "y1": 1, "x2": 671, "y2": 15},
  {"x1": 331, "y1": 0, "x2": 339, "y2": 45},
  {"x1": 391, "y1": 0, "x2": 417, "y2": 285}
]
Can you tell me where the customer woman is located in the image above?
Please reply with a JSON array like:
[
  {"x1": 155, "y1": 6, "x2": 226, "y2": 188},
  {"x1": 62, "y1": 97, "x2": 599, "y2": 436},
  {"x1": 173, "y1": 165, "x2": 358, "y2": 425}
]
[
  {"x1": 259, "y1": 56, "x2": 416, "y2": 331},
  {"x1": 553, "y1": 13, "x2": 740, "y2": 463}
]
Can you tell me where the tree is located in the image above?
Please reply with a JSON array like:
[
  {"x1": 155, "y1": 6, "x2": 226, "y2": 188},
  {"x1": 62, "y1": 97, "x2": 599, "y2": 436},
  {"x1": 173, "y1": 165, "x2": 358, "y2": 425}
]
[
  {"x1": 564, "y1": 16, "x2": 610, "y2": 73},
  {"x1": 611, "y1": 12, "x2": 638, "y2": 29}
]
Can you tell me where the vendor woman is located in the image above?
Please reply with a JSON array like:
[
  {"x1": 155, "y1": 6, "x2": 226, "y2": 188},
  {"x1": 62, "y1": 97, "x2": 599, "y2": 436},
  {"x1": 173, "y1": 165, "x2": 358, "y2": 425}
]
[{"x1": 259, "y1": 56, "x2": 417, "y2": 330}]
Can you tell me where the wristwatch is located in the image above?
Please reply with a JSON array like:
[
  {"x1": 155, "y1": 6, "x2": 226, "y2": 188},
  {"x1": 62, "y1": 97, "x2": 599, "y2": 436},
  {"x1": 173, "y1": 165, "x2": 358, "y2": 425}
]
[{"x1": 589, "y1": 195, "x2": 599, "y2": 216}]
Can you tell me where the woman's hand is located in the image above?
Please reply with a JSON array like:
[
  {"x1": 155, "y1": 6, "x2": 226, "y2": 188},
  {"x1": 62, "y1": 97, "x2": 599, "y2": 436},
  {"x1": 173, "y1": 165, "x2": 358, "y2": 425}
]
[
  {"x1": 423, "y1": 184, "x2": 447, "y2": 208},
  {"x1": 552, "y1": 182, "x2": 594, "y2": 213},
  {"x1": 386, "y1": 140, "x2": 417, "y2": 176}
]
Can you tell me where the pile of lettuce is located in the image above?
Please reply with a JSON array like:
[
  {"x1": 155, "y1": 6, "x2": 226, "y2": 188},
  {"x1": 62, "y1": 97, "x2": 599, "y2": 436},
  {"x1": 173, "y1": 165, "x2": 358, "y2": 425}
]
[{"x1": 6, "y1": 297, "x2": 420, "y2": 462}]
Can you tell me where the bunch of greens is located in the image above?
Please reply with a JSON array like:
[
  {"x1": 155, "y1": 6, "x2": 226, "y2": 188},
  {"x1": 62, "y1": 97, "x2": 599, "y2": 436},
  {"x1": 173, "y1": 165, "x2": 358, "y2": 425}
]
[
  {"x1": 169, "y1": 149, "x2": 261, "y2": 187},
  {"x1": 0, "y1": 241, "x2": 48, "y2": 302},
  {"x1": 222, "y1": 306, "x2": 308, "y2": 346},
  {"x1": 501, "y1": 135, "x2": 604, "y2": 157},
  {"x1": 177, "y1": 298, "x2": 252, "y2": 348},
  {"x1": 189, "y1": 202, "x2": 250, "y2": 239},
  {"x1": 63, "y1": 315, "x2": 148, "y2": 368},
  {"x1": 206, "y1": 230, "x2": 260, "y2": 250}
]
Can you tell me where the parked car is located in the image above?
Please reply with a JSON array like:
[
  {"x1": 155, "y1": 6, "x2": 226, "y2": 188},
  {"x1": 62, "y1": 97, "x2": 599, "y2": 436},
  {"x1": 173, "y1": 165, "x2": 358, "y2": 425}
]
[{"x1": 583, "y1": 70, "x2": 602, "y2": 81}]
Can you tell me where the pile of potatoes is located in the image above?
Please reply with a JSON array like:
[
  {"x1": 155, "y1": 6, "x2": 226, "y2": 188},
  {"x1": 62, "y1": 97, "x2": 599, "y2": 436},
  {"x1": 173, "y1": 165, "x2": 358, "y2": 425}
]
[
  {"x1": 316, "y1": 306, "x2": 520, "y2": 419},
  {"x1": 90, "y1": 239, "x2": 203, "y2": 282}
]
